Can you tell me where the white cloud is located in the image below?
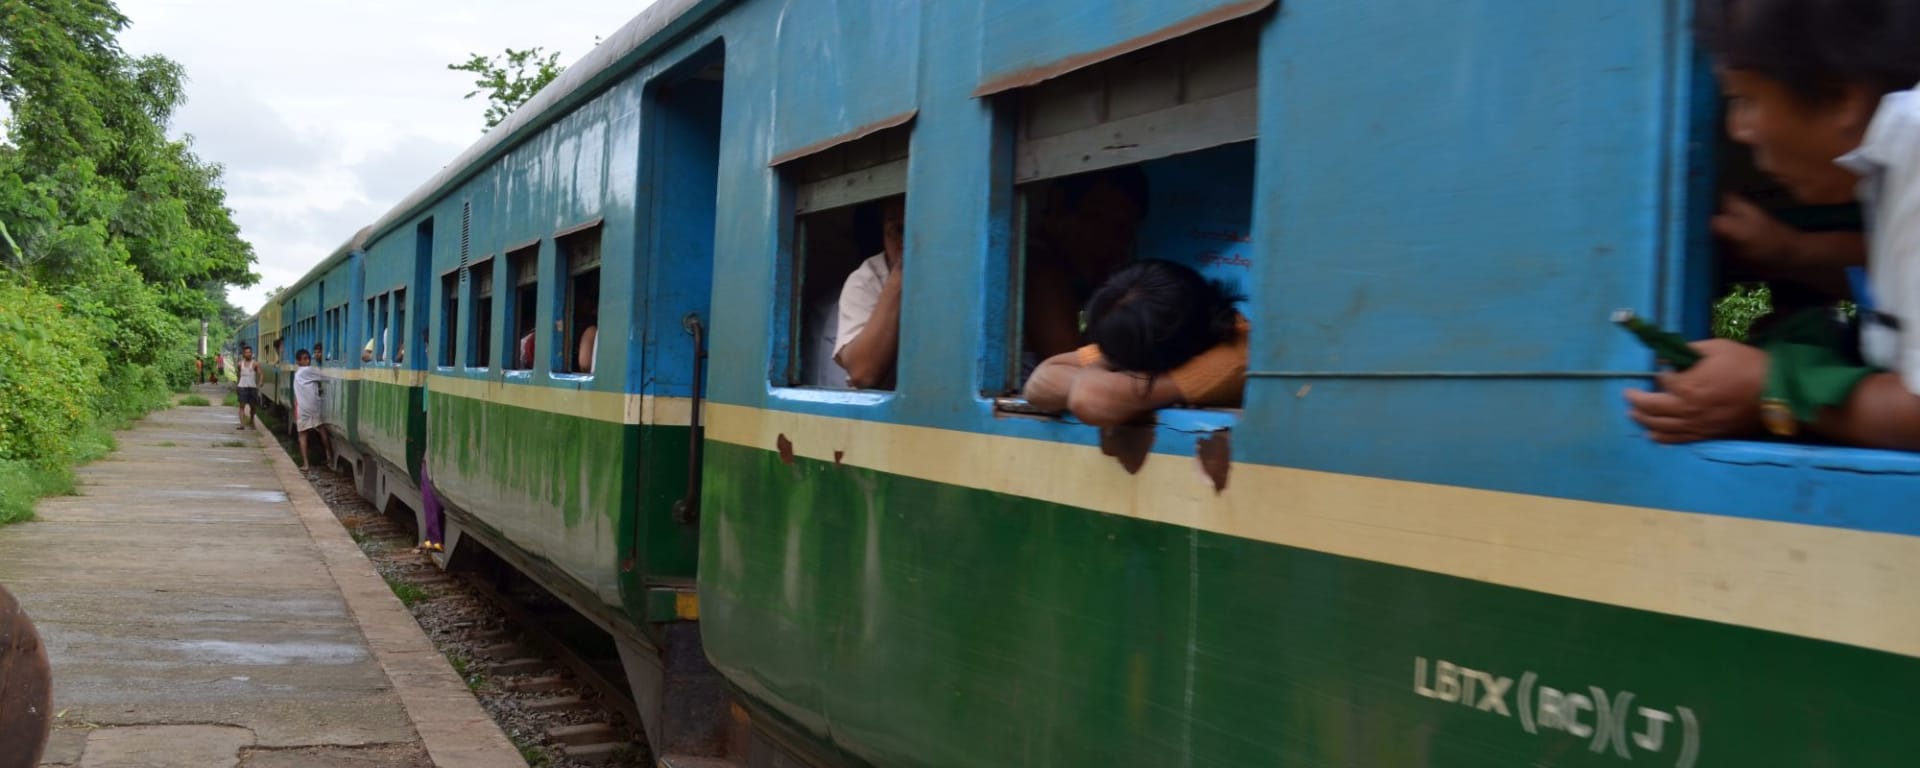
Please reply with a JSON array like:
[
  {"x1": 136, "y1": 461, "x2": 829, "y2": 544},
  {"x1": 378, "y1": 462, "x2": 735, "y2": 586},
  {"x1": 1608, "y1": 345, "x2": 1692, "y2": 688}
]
[{"x1": 116, "y1": 0, "x2": 655, "y2": 313}]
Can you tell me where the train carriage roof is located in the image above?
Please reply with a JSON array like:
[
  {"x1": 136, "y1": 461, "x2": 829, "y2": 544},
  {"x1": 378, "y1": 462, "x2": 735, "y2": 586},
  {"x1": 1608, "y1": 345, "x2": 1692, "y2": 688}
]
[{"x1": 363, "y1": 0, "x2": 712, "y2": 244}]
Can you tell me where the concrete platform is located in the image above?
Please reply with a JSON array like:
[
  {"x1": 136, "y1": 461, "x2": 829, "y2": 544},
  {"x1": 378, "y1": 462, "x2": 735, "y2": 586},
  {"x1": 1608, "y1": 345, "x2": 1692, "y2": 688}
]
[{"x1": 0, "y1": 386, "x2": 523, "y2": 767}]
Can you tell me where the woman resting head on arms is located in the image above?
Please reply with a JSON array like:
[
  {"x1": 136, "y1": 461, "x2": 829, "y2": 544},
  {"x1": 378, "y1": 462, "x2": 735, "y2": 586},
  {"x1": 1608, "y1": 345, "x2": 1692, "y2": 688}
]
[
  {"x1": 1023, "y1": 259, "x2": 1249, "y2": 427},
  {"x1": 1625, "y1": 0, "x2": 1920, "y2": 450}
]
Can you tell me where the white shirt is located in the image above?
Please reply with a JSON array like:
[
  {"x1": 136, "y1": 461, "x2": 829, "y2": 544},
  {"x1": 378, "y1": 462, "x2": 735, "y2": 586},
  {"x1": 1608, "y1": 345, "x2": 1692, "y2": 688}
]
[
  {"x1": 805, "y1": 297, "x2": 849, "y2": 387},
  {"x1": 832, "y1": 253, "x2": 892, "y2": 363},
  {"x1": 236, "y1": 360, "x2": 258, "y2": 388},
  {"x1": 293, "y1": 365, "x2": 325, "y2": 414},
  {"x1": 1837, "y1": 83, "x2": 1920, "y2": 395}
]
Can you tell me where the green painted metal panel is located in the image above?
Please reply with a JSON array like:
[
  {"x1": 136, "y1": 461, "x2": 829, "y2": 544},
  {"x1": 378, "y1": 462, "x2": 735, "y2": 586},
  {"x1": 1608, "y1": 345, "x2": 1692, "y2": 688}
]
[
  {"x1": 423, "y1": 391, "x2": 699, "y2": 612},
  {"x1": 355, "y1": 378, "x2": 415, "y2": 472},
  {"x1": 699, "y1": 441, "x2": 1919, "y2": 767}
]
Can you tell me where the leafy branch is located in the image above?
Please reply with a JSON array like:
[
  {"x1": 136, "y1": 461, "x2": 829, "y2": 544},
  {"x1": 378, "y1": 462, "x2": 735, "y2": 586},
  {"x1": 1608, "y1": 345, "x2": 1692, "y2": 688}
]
[{"x1": 448, "y1": 47, "x2": 566, "y2": 130}]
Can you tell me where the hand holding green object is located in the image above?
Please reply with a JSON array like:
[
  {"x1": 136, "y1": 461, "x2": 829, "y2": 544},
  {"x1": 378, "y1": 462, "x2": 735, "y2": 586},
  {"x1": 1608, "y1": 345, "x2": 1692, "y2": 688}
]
[{"x1": 1613, "y1": 309, "x2": 1703, "y2": 370}]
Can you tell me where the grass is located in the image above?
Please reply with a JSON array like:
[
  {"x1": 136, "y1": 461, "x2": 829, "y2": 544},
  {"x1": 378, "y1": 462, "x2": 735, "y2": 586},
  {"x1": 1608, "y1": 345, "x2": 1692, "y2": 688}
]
[
  {"x1": 221, "y1": 393, "x2": 238, "y2": 407},
  {"x1": 445, "y1": 651, "x2": 486, "y2": 692},
  {"x1": 154, "y1": 441, "x2": 178, "y2": 447},
  {"x1": 516, "y1": 742, "x2": 552, "y2": 768},
  {"x1": 211, "y1": 439, "x2": 247, "y2": 448},
  {"x1": 177, "y1": 395, "x2": 210, "y2": 407},
  {"x1": 0, "y1": 461, "x2": 68, "y2": 525},
  {"x1": 385, "y1": 576, "x2": 430, "y2": 607}
]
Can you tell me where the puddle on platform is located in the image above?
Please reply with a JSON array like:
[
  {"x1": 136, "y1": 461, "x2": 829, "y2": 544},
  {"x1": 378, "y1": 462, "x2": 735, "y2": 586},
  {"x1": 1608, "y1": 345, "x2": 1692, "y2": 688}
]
[
  {"x1": 172, "y1": 639, "x2": 367, "y2": 665},
  {"x1": 152, "y1": 489, "x2": 289, "y2": 503}
]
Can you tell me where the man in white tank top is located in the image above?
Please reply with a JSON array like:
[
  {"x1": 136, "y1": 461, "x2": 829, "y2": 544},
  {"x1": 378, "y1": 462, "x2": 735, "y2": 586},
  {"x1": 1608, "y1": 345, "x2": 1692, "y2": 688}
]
[{"x1": 235, "y1": 345, "x2": 260, "y2": 430}]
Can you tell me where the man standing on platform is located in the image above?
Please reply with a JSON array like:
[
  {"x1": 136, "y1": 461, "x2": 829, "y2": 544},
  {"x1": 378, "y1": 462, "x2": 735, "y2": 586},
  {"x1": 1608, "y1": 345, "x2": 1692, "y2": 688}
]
[{"x1": 234, "y1": 345, "x2": 259, "y2": 430}]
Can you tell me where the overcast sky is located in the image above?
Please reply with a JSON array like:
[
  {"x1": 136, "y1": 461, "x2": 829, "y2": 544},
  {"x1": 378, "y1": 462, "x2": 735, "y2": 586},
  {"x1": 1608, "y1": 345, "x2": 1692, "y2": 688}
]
[{"x1": 116, "y1": 0, "x2": 656, "y2": 313}]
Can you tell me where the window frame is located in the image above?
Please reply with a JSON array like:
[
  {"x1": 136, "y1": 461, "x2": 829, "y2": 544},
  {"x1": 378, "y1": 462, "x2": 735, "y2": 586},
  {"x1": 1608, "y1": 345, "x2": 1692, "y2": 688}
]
[
  {"x1": 504, "y1": 242, "x2": 540, "y2": 374},
  {"x1": 438, "y1": 268, "x2": 461, "y2": 370},
  {"x1": 553, "y1": 223, "x2": 603, "y2": 378},
  {"x1": 467, "y1": 256, "x2": 496, "y2": 370},
  {"x1": 982, "y1": 17, "x2": 1260, "y2": 428},
  {"x1": 770, "y1": 122, "x2": 914, "y2": 395}
]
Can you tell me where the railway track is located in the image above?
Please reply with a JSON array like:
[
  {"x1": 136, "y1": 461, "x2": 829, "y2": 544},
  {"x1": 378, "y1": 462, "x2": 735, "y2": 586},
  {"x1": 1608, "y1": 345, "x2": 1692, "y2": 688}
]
[{"x1": 286, "y1": 441, "x2": 650, "y2": 767}]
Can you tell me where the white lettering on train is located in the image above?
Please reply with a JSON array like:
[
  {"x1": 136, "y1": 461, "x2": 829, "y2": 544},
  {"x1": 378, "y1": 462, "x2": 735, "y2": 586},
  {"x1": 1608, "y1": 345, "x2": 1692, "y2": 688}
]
[{"x1": 1411, "y1": 657, "x2": 1700, "y2": 768}]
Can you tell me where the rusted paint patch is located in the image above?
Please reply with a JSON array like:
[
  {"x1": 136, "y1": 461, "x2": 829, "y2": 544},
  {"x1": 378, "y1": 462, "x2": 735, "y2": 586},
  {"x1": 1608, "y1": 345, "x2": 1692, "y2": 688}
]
[
  {"x1": 1196, "y1": 431, "x2": 1232, "y2": 494},
  {"x1": 972, "y1": 1, "x2": 1275, "y2": 97},
  {"x1": 1099, "y1": 425, "x2": 1155, "y2": 475},
  {"x1": 0, "y1": 585, "x2": 52, "y2": 768},
  {"x1": 769, "y1": 110, "x2": 918, "y2": 167},
  {"x1": 833, "y1": 450, "x2": 844, "y2": 466},
  {"x1": 776, "y1": 434, "x2": 795, "y2": 465}
]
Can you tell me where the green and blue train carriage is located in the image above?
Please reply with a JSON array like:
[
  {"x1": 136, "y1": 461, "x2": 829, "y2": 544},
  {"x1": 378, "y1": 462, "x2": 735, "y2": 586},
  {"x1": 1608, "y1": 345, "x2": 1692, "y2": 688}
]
[{"x1": 233, "y1": 1, "x2": 1920, "y2": 765}]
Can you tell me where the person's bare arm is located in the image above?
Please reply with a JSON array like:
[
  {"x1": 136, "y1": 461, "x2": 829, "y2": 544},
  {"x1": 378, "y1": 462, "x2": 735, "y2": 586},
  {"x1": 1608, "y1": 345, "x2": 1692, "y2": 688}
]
[
  {"x1": 1810, "y1": 374, "x2": 1920, "y2": 451},
  {"x1": 835, "y1": 268, "x2": 904, "y2": 389},
  {"x1": 577, "y1": 325, "x2": 597, "y2": 374},
  {"x1": 1067, "y1": 369, "x2": 1186, "y2": 428},
  {"x1": 1714, "y1": 196, "x2": 1868, "y2": 270},
  {"x1": 1021, "y1": 352, "x2": 1085, "y2": 412}
]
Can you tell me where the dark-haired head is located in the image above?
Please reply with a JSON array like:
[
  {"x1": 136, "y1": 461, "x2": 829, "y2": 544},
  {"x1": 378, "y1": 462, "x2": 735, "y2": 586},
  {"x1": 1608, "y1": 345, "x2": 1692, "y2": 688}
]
[
  {"x1": 295, "y1": 349, "x2": 311, "y2": 364},
  {"x1": 1695, "y1": 0, "x2": 1920, "y2": 105},
  {"x1": 1083, "y1": 259, "x2": 1242, "y2": 374}
]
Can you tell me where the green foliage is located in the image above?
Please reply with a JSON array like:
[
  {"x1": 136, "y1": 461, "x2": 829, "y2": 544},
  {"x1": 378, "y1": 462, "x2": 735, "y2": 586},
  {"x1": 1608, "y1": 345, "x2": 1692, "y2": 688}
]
[
  {"x1": 222, "y1": 392, "x2": 237, "y2": 407},
  {"x1": 178, "y1": 394, "x2": 209, "y2": 406},
  {"x1": 0, "y1": 284, "x2": 107, "y2": 465},
  {"x1": 1712, "y1": 283, "x2": 1773, "y2": 342},
  {"x1": 0, "y1": 1, "x2": 255, "y2": 525},
  {"x1": 448, "y1": 47, "x2": 565, "y2": 130}
]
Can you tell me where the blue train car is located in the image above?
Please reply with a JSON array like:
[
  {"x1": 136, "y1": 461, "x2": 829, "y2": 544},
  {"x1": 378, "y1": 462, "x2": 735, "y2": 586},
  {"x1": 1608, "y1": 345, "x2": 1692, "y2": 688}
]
[{"x1": 259, "y1": 1, "x2": 1918, "y2": 765}]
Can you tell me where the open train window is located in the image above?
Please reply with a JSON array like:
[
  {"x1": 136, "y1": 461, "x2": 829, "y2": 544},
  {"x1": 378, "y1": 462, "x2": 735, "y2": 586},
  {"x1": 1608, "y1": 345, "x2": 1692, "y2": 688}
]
[
  {"x1": 392, "y1": 288, "x2": 408, "y2": 364},
  {"x1": 375, "y1": 292, "x2": 390, "y2": 362},
  {"x1": 506, "y1": 244, "x2": 538, "y2": 372},
  {"x1": 439, "y1": 270, "x2": 460, "y2": 368},
  {"x1": 364, "y1": 299, "x2": 376, "y2": 363},
  {"x1": 774, "y1": 123, "x2": 911, "y2": 391},
  {"x1": 556, "y1": 224, "x2": 601, "y2": 376},
  {"x1": 990, "y1": 18, "x2": 1257, "y2": 422},
  {"x1": 469, "y1": 257, "x2": 494, "y2": 369}
]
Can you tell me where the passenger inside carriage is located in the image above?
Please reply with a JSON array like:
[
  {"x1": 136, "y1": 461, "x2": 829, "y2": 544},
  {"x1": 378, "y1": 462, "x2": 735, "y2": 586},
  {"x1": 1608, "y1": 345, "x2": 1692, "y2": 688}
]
[
  {"x1": 1625, "y1": 0, "x2": 1920, "y2": 450},
  {"x1": 832, "y1": 196, "x2": 907, "y2": 389},
  {"x1": 1023, "y1": 259, "x2": 1249, "y2": 427},
  {"x1": 1022, "y1": 166, "x2": 1151, "y2": 363}
]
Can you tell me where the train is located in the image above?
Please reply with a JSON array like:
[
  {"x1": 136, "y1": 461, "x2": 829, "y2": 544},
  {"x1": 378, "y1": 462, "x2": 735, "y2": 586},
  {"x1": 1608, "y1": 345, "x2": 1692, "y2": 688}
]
[{"x1": 234, "y1": 1, "x2": 1920, "y2": 766}]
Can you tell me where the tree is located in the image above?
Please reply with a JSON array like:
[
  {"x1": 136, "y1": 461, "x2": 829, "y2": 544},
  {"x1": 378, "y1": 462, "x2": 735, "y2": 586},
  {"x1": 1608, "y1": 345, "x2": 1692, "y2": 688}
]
[
  {"x1": 0, "y1": 0, "x2": 257, "y2": 413},
  {"x1": 448, "y1": 47, "x2": 565, "y2": 130}
]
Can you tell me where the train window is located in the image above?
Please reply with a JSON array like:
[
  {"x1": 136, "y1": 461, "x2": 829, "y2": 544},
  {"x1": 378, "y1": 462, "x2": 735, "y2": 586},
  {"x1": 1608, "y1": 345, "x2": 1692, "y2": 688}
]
[
  {"x1": 469, "y1": 257, "x2": 494, "y2": 369},
  {"x1": 506, "y1": 244, "x2": 538, "y2": 371},
  {"x1": 392, "y1": 288, "x2": 408, "y2": 364},
  {"x1": 556, "y1": 225, "x2": 601, "y2": 376},
  {"x1": 439, "y1": 269, "x2": 460, "y2": 368},
  {"x1": 992, "y1": 17, "x2": 1257, "y2": 421},
  {"x1": 363, "y1": 299, "x2": 376, "y2": 363},
  {"x1": 775, "y1": 123, "x2": 911, "y2": 390},
  {"x1": 330, "y1": 307, "x2": 343, "y2": 361},
  {"x1": 375, "y1": 293, "x2": 390, "y2": 362}
]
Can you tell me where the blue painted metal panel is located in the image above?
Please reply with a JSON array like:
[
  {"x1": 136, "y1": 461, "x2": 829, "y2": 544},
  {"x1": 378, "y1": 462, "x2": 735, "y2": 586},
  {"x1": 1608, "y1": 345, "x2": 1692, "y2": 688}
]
[
  {"x1": 769, "y1": 0, "x2": 920, "y2": 160},
  {"x1": 1254, "y1": 0, "x2": 1672, "y2": 375}
]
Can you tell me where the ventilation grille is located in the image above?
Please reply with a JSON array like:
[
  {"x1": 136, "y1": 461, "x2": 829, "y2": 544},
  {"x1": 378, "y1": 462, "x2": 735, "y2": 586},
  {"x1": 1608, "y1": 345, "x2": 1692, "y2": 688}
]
[{"x1": 459, "y1": 201, "x2": 472, "y2": 282}]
